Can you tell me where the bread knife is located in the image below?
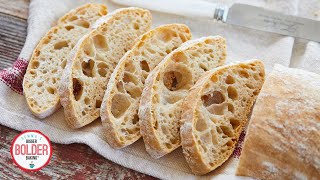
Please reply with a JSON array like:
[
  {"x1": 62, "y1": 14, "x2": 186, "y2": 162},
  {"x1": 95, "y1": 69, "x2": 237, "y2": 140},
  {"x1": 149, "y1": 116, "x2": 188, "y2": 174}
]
[{"x1": 111, "y1": 0, "x2": 320, "y2": 42}]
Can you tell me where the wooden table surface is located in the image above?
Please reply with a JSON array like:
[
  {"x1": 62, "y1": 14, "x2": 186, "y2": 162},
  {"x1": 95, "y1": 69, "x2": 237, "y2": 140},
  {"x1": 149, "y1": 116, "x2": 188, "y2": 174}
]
[{"x1": 0, "y1": 0, "x2": 155, "y2": 179}]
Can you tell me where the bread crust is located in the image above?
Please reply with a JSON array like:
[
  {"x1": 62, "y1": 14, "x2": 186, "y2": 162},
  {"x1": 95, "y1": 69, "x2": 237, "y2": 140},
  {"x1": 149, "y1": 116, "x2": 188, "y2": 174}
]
[
  {"x1": 236, "y1": 64, "x2": 320, "y2": 179},
  {"x1": 59, "y1": 7, "x2": 152, "y2": 129},
  {"x1": 180, "y1": 60, "x2": 265, "y2": 175},
  {"x1": 139, "y1": 36, "x2": 227, "y2": 158},
  {"x1": 23, "y1": 4, "x2": 108, "y2": 119},
  {"x1": 100, "y1": 24, "x2": 192, "y2": 148}
]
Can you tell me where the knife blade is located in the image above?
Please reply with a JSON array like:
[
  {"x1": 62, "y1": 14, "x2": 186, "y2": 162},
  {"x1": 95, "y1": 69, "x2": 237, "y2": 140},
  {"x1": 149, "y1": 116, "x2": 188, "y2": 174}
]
[{"x1": 111, "y1": 0, "x2": 320, "y2": 42}]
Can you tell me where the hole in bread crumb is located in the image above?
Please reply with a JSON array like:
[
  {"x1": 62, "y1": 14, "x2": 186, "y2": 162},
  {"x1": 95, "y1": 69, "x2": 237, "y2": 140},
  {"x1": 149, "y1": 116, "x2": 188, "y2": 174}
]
[
  {"x1": 202, "y1": 91, "x2": 225, "y2": 107},
  {"x1": 30, "y1": 70, "x2": 36, "y2": 75},
  {"x1": 111, "y1": 94, "x2": 130, "y2": 118},
  {"x1": 82, "y1": 59, "x2": 95, "y2": 77},
  {"x1": 246, "y1": 83, "x2": 254, "y2": 89},
  {"x1": 47, "y1": 87, "x2": 55, "y2": 94},
  {"x1": 227, "y1": 103, "x2": 234, "y2": 113},
  {"x1": 240, "y1": 64, "x2": 250, "y2": 69},
  {"x1": 199, "y1": 63, "x2": 208, "y2": 71},
  {"x1": 225, "y1": 75, "x2": 235, "y2": 84},
  {"x1": 140, "y1": 60, "x2": 150, "y2": 72},
  {"x1": 84, "y1": 97, "x2": 90, "y2": 105},
  {"x1": 170, "y1": 138, "x2": 179, "y2": 145},
  {"x1": 54, "y1": 41, "x2": 68, "y2": 50},
  {"x1": 67, "y1": 16, "x2": 78, "y2": 22},
  {"x1": 216, "y1": 126, "x2": 222, "y2": 134},
  {"x1": 99, "y1": 7, "x2": 107, "y2": 16},
  {"x1": 31, "y1": 61, "x2": 40, "y2": 69},
  {"x1": 163, "y1": 71, "x2": 182, "y2": 91},
  {"x1": 82, "y1": 111, "x2": 86, "y2": 116},
  {"x1": 211, "y1": 75, "x2": 218, "y2": 83},
  {"x1": 83, "y1": 43, "x2": 95, "y2": 57},
  {"x1": 95, "y1": 100, "x2": 102, "y2": 108},
  {"x1": 65, "y1": 25, "x2": 74, "y2": 31},
  {"x1": 123, "y1": 73, "x2": 139, "y2": 85},
  {"x1": 152, "y1": 94, "x2": 159, "y2": 103},
  {"x1": 179, "y1": 34, "x2": 187, "y2": 42},
  {"x1": 93, "y1": 34, "x2": 108, "y2": 49},
  {"x1": 34, "y1": 50, "x2": 40, "y2": 57},
  {"x1": 253, "y1": 90, "x2": 259, "y2": 95},
  {"x1": 230, "y1": 118, "x2": 240, "y2": 130},
  {"x1": 61, "y1": 60, "x2": 67, "y2": 69},
  {"x1": 172, "y1": 52, "x2": 187, "y2": 63},
  {"x1": 127, "y1": 128, "x2": 138, "y2": 135},
  {"x1": 37, "y1": 82, "x2": 43, "y2": 87},
  {"x1": 165, "y1": 143, "x2": 172, "y2": 149},
  {"x1": 226, "y1": 140, "x2": 233, "y2": 147},
  {"x1": 220, "y1": 125, "x2": 234, "y2": 137},
  {"x1": 204, "y1": 49, "x2": 213, "y2": 54},
  {"x1": 124, "y1": 84, "x2": 142, "y2": 99},
  {"x1": 153, "y1": 121, "x2": 158, "y2": 130},
  {"x1": 227, "y1": 86, "x2": 238, "y2": 100},
  {"x1": 195, "y1": 117, "x2": 207, "y2": 132},
  {"x1": 163, "y1": 66, "x2": 192, "y2": 91},
  {"x1": 161, "y1": 125, "x2": 169, "y2": 135},
  {"x1": 254, "y1": 74, "x2": 260, "y2": 80},
  {"x1": 147, "y1": 48, "x2": 156, "y2": 54},
  {"x1": 72, "y1": 78, "x2": 83, "y2": 101},
  {"x1": 74, "y1": 20, "x2": 90, "y2": 28},
  {"x1": 125, "y1": 62, "x2": 136, "y2": 73},
  {"x1": 132, "y1": 114, "x2": 139, "y2": 124},
  {"x1": 117, "y1": 82, "x2": 125, "y2": 93},
  {"x1": 239, "y1": 70, "x2": 249, "y2": 78},
  {"x1": 158, "y1": 29, "x2": 175, "y2": 42},
  {"x1": 97, "y1": 62, "x2": 108, "y2": 77},
  {"x1": 133, "y1": 23, "x2": 140, "y2": 30},
  {"x1": 165, "y1": 49, "x2": 171, "y2": 54},
  {"x1": 205, "y1": 39, "x2": 213, "y2": 44}
]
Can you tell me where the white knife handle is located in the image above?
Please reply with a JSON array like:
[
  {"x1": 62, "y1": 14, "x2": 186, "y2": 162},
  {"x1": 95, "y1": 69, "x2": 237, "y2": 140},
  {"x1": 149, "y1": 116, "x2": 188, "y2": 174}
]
[{"x1": 111, "y1": 0, "x2": 228, "y2": 21}]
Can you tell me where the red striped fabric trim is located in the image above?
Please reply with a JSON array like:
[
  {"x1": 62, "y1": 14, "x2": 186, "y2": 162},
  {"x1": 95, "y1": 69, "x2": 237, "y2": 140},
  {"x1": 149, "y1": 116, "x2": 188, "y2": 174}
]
[{"x1": 0, "y1": 58, "x2": 28, "y2": 95}]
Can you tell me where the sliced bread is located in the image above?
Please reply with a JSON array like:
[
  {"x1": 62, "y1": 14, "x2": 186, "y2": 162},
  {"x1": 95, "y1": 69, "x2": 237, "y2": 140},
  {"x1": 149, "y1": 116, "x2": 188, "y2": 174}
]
[
  {"x1": 23, "y1": 4, "x2": 108, "y2": 118},
  {"x1": 180, "y1": 60, "x2": 265, "y2": 175},
  {"x1": 59, "y1": 8, "x2": 152, "y2": 129},
  {"x1": 100, "y1": 24, "x2": 192, "y2": 148},
  {"x1": 139, "y1": 36, "x2": 227, "y2": 158}
]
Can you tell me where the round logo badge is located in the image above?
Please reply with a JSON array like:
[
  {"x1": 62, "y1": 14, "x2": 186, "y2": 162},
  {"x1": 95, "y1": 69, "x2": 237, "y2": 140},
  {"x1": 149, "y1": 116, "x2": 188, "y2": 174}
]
[{"x1": 10, "y1": 130, "x2": 52, "y2": 171}]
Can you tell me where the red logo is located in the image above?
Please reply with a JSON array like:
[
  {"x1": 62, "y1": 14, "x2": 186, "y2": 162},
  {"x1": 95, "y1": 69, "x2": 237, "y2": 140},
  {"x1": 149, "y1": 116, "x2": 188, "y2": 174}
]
[{"x1": 10, "y1": 130, "x2": 52, "y2": 171}]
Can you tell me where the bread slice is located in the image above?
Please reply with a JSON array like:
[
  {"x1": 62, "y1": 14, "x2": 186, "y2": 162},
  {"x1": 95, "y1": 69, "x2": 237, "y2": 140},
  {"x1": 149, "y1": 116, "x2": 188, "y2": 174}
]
[
  {"x1": 22, "y1": 4, "x2": 108, "y2": 119},
  {"x1": 139, "y1": 36, "x2": 227, "y2": 158},
  {"x1": 180, "y1": 60, "x2": 265, "y2": 175},
  {"x1": 236, "y1": 64, "x2": 320, "y2": 179},
  {"x1": 59, "y1": 8, "x2": 152, "y2": 129},
  {"x1": 100, "y1": 24, "x2": 192, "y2": 148}
]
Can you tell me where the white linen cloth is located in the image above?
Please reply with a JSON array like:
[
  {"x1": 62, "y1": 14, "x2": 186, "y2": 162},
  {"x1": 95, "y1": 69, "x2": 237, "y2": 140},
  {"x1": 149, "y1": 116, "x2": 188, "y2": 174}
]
[{"x1": 0, "y1": 0, "x2": 318, "y2": 179}]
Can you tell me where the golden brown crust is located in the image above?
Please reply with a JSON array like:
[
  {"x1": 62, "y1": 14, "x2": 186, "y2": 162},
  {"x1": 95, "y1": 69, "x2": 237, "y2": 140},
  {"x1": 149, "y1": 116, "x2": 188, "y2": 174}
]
[{"x1": 236, "y1": 64, "x2": 320, "y2": 179}]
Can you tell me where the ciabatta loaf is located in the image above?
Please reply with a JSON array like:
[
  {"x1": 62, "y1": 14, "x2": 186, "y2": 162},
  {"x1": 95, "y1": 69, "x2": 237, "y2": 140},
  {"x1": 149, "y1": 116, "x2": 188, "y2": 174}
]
[
  {"x1": 23, "y1": 4, "x2": 108, "y2": 118},
  {"x1": 236, "y1": 64, "x2": 320, "y2": 179},
  {"x1": 59, "y1": 8, "x2": 152, "y2": 129},
  {"x1": 139, "y1": 36, "x2": 227, "y2": 158},
  {"x1": 180, "y1": 60, "x2": 265, "y2": 175},
  {"x1": 100, "y1": 24, "x2": 191, "y2": 148}
]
